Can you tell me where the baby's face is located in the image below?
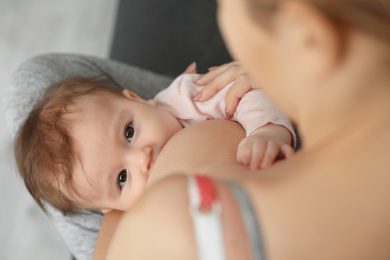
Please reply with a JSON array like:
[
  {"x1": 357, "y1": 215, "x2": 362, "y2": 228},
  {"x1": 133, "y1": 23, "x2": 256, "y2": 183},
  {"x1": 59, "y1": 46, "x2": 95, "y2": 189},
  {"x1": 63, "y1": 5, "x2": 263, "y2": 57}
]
[{"x1": 70, "y1": 90, "x2": 183, "y2": 212}]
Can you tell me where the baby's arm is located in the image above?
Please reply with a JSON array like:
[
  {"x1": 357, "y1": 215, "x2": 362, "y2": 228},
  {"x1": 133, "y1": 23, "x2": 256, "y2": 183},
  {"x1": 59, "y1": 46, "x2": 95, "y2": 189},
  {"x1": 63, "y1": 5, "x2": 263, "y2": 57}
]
[
  {"x1": 237, "y1": 124, "x2": 294, "y2": 170},
  {"x1": 231, "y1": 88, "x2": 296, "y2": 170}
]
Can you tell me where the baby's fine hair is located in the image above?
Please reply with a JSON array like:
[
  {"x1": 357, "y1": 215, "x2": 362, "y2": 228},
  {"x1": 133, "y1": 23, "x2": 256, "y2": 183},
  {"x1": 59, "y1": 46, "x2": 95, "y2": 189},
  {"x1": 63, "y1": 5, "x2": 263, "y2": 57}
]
[{"x1": 14, "y1": 74, "x2": 123, "y2": 215}]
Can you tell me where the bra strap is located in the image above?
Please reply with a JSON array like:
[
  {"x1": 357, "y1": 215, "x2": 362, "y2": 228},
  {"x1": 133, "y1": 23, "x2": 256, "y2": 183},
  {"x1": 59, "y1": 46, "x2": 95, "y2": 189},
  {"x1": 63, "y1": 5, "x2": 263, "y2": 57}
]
[
  {"x1": 224, "y1": 180, "x2": 267, "y2": 260},
  {"x1": 188, "y1": 175, "x2": 226, "y2": 260}
]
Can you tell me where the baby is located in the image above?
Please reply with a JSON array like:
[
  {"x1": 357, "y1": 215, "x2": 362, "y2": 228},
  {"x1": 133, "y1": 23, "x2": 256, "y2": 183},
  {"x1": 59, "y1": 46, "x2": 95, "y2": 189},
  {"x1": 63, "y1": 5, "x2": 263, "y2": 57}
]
[{"x1": 14, "y1": 73, "x2": 295, "y2": 215}]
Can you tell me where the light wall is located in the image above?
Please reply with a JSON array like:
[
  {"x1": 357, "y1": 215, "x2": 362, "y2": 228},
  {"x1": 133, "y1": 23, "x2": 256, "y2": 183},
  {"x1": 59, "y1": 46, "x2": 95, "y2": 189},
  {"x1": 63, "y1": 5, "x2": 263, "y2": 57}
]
[{"x1": 0, "y1": 0, "x2": 118, "y2": 259}]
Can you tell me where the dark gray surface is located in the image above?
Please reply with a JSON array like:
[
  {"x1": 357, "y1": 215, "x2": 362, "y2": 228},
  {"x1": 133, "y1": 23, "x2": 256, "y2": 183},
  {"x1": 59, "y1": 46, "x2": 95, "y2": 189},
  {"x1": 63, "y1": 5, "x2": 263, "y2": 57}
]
[{"x1": 110, "y1": 0, "x2": 232, "y2": 77}]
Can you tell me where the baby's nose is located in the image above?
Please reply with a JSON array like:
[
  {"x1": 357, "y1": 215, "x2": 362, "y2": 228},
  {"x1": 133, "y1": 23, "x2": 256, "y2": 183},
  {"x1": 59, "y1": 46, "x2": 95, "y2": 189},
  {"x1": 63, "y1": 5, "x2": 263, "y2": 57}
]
[{"x1": 137, "y1": 146, "x2": 152, "y2": 174}]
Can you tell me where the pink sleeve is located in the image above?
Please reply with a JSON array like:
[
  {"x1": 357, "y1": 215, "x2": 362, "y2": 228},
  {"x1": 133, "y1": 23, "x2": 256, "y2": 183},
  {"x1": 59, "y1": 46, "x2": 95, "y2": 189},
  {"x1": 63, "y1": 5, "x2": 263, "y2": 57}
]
[
  {"x1": 154, "y1": 74, "x2": 296, "y2": 146},
  {"x1": 232, "y1": 90, "x2": 296, "y2": 146},
  {"x1": 154, "y1": 74, "x2": 227, "y2": 127}
]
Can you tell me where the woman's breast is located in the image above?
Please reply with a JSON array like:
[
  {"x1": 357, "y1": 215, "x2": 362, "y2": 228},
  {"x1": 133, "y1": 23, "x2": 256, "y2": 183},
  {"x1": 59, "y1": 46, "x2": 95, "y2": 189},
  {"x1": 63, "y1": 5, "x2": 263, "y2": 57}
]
[{"x1": 147, "y1": 120, "x2": 249, "y2": 186}]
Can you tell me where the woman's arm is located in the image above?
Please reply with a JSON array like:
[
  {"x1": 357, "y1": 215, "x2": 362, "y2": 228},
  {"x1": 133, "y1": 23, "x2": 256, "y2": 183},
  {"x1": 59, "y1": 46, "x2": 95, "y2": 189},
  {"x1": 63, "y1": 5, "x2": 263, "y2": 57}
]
[{"x1": 93, "y1": 210, "x2": 123, "y2": 260}]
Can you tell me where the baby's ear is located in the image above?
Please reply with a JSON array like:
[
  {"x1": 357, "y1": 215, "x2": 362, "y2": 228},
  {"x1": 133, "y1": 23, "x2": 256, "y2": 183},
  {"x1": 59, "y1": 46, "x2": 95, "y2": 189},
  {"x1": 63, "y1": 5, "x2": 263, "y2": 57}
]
[
  {"x1": 122, "y1": 89, "x2": 143, "y2": 101},
  {"x1": 122, "y1": 89, "x2": 157, "y2": 106},
  {"x1": 101, "y1": 208, "x2": 112, "y2": 214},
  {"x1": 145, "y1": 99, "x2": 157, "y2": 106}
]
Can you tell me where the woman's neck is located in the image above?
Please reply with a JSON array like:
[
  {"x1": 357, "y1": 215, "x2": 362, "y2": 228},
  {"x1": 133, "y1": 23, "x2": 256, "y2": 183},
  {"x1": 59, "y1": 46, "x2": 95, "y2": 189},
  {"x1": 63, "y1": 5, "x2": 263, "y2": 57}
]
[{"x1": 299, "y1": 63, "x2": 390, "y2": 153}]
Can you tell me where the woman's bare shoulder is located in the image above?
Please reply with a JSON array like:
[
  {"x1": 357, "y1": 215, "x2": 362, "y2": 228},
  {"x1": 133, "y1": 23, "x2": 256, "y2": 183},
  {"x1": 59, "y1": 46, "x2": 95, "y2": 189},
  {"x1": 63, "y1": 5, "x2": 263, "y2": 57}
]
[
  {"x1": 106, "y1": 175, "x2": 197, "y2": 260},
  {"x1": 106, "y1": 173, "x2": 252, "y2": 260}
]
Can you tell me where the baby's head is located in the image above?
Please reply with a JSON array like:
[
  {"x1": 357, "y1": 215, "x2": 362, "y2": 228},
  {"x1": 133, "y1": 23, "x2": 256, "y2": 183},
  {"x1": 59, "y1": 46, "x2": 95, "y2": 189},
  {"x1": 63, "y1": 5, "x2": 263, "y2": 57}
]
[{"x1": 14, "y1": 75, "x2": 182, "y2": 215}]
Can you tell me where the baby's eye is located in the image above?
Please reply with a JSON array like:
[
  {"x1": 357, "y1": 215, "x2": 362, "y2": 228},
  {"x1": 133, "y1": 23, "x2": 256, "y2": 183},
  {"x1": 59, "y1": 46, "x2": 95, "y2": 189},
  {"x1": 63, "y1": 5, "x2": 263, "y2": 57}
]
[
  {"x1": 125, "y1": 124, "x2": 135, "y2": 142},
  {"x1": 118, "y1": 169, "x2": 127, "y2": 189}
]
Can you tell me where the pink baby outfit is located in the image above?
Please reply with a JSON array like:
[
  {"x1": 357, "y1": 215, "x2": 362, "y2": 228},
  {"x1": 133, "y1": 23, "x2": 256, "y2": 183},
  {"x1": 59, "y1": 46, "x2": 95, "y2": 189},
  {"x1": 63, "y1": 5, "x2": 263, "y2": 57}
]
[{"x1": 154, "y1": 74, "x2": 295, "y2": 144}]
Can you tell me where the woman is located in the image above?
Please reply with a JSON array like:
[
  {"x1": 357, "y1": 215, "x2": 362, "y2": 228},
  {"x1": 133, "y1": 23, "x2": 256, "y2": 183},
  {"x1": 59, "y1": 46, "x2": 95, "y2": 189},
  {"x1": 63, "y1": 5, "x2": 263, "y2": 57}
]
[{"x1": 104, "y1": 0, "x2": 390, "y2": 259}]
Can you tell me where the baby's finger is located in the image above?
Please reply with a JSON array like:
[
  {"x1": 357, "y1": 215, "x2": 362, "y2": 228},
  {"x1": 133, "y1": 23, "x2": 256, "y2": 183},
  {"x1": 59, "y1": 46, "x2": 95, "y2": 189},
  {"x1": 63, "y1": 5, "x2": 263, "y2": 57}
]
[
  {"x1": 225, "y1": 74, "x2": 252, "y2": 118},
  {"x1": 260, "y1": 141, "x2": 280, "y2": 169},
  {"x1": 280, "y1": 144, "x2": 295, "y2": 159},
  {"x1": 236, "y1": 145, "x2": 252, "y2": 166},
  {"x1": 249, "y1": 142, "x2": 267, "y2": 170}
]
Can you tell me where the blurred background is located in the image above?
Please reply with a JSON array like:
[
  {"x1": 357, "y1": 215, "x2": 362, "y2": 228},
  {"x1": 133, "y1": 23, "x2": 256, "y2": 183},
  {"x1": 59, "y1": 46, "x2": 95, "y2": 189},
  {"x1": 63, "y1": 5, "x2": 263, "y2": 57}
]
[{"x1": 0, "y1": 0, "x2": 118, "y2": 259}]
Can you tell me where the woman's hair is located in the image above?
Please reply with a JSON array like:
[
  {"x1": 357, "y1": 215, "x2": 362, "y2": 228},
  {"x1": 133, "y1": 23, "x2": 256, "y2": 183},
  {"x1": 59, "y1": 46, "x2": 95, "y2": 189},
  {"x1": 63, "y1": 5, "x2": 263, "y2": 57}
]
[
  {"x1": 14, "y1": 75, "x2": 123, "y2": 215},
  {"x1": 246, "y1": 0, "x2": 390, "y2": 43}
]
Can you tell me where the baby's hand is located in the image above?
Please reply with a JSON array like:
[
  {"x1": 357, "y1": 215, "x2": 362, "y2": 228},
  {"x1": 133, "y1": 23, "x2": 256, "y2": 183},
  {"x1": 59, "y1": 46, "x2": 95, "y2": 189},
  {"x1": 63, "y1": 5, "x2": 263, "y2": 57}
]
[{"x1": 237, "y1": 128, "x2": 294, "y2": 170}]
